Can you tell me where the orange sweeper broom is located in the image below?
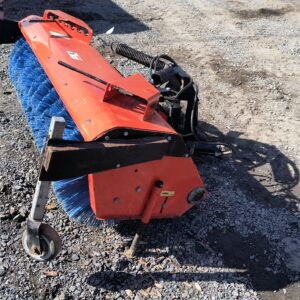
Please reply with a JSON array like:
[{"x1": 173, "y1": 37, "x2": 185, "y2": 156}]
[{"x1": 1, "y1": 10, "x2": 231, "y2": 261}]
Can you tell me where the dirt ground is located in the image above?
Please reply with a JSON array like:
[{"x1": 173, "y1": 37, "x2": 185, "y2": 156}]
[{"x1": 0, "y1": 0, "x2": 300, "y2": 299}]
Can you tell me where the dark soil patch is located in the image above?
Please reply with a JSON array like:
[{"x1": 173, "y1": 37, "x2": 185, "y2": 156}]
[
  {"x1": 209, "y1": 58, "x2": 267, "y2": 87},
  {"x1": 234, "y1": 8, "x2": 290, "y2": 19}
]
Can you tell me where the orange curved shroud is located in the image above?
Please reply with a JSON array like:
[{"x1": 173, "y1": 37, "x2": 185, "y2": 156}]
[{"x1": 19, "y1": 10, "x2": 205, "y2": 221}]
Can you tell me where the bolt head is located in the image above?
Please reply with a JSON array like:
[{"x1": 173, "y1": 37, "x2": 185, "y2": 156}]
[
  {"x1": 187, "y1": 187, "x2": 206, "y2": 205},
  {"x1": 113, "y1": 197, "x2": 120, "y2": 204},
  {"x1": 155, "y1": 180, "x2": 164, "y2": 188},
  {"x1": 136, "y1": 186, "x2": 142, "y2": 193}
]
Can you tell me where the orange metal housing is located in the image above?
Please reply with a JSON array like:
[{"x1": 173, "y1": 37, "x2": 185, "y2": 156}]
[{"x1": 19, "y1": 10, "x2": 205, "y2": 222}]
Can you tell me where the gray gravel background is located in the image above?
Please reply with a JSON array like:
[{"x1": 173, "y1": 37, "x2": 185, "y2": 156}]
[{"x1": 1, "y1": 0, "x2": 300, "y2": 299}]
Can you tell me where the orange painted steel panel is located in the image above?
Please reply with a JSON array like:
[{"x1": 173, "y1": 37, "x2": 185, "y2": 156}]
[
  {"x1": 19, "y1": 11, "x2": 175, "y2": 142},
  {"x1": 89, "y1": 157, "x2": 204, "y2": 221}
]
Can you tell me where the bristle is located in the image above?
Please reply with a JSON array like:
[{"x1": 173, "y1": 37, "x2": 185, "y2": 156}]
[{"x1": 9, "y1": 38, "x2": 116, "y2": 227}]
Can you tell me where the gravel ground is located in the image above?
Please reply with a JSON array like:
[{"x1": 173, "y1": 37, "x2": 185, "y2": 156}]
[{"x1": 1, "y1": 0, "x2": 300, "y2": 299}]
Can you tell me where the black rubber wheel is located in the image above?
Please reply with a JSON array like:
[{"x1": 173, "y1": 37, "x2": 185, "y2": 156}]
[{"x1": 22, "y1": 223, "x2": 61, "y2": 262}]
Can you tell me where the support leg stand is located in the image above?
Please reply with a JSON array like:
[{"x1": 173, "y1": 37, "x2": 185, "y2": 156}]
[{"x1": 22, "y1": 117, "x2": 65, "y2": 261}]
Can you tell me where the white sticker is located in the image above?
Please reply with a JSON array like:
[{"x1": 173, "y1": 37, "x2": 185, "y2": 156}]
[
  {"x1": 67, "y1": 51, "x2": 82, "y2": 61},
  {"x1": 49, "y1": 31, "x2": 69, "y2": 38}
]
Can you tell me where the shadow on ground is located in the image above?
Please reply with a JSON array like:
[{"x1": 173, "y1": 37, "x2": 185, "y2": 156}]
[
  {"x1": 88, "y1": 122, "x2": 299, "y2": 293},
  {"x1": 5, "y1": 0, "x2": 149, "y2": 34}
]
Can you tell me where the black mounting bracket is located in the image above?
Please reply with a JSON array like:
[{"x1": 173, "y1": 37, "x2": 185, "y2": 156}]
[{"x1": 39, "y1": 136, "x2": 186, "y2": 181}]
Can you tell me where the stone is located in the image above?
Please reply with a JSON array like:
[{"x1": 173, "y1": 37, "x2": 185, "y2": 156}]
[
  {"x1": 0, "y1": 267, "x2": 6, "y2": 276},
  {"x1": 71, "y1": 254, "x2": 80, "y2": 261}
]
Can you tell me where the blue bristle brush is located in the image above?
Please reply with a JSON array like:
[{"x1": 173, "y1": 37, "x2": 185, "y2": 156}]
[{"x1": 9, "y1": 38, "x2": 116, "y2": 227}]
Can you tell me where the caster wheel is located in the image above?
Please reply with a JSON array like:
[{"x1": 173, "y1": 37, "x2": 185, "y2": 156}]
[{"x1": 22, "y1": 223, "x2": 61, "y2": 262}]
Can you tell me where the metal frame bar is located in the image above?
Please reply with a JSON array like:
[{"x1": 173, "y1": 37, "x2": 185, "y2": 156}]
[
  {"x1": 26, "y1": 117, "x2": 65, "y2": 253},
  {"x1": 29, "y1": 117, "x2": 65, "y2": 220},
  {"x1": 39, "y1": 137, "x2": 169, "y2": 181}
]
